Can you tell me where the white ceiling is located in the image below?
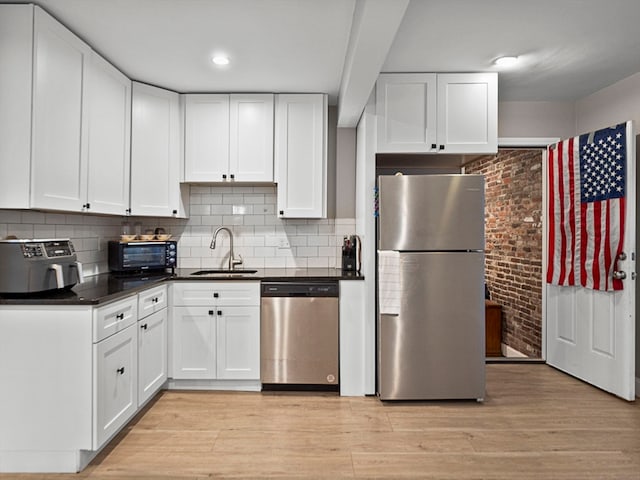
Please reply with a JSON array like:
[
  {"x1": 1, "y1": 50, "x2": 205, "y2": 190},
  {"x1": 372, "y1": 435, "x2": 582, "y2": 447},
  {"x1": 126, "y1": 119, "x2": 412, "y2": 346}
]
[{"x1": 4, "y1": 0, "x2": 640, "y2": 126}]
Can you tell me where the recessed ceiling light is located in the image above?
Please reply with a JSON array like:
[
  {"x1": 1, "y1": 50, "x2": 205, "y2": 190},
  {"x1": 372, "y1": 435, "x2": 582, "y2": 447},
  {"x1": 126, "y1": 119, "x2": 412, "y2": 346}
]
[
  {"x1": 212, "y1": 55, "x2": 230, "y2": 66},
  {"x1": 494, "y1": 56, "x2": 519, "y2": 67}
]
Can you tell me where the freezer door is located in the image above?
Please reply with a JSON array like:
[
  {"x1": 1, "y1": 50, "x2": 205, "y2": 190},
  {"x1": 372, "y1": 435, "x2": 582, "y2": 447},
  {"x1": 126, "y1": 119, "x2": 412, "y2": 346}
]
[
  {"x1": 378, "y1": 252, "x2": 485, "y2": 400},
  {"x1": 378, "y1": 174, "x2": 484, "y2": 251}
]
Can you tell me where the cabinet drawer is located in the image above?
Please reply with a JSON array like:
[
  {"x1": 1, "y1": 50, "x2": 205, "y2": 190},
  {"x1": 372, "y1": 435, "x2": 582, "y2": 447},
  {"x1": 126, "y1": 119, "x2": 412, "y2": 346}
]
[
  {"x1": 93, "y1": 295, "x2": 138, "y2": 343},
  {"x1": 171, "y1": 281, "x2": 260, "y2": 307},
  {"x1": 138, "y1": 284, "x2": 168, "y2": 319}
]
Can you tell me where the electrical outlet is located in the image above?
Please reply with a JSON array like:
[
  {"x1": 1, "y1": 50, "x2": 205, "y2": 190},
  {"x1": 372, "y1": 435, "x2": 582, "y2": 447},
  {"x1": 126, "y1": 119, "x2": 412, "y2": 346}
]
[{"x1": 278, "y1": 238, "x2": 290, "y2": 249}]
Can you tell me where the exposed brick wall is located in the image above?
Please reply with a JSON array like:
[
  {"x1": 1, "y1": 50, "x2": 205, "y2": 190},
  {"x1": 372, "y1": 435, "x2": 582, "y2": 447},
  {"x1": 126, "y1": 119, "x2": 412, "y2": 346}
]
[{"x1": 466, "y1": 150, "x2": 543, "y2": 357}]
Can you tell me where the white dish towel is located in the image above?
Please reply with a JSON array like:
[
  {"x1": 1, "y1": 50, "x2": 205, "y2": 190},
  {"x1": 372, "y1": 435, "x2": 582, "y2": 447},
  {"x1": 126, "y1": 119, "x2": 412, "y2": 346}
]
[{"x1": 378, "y1": 250, "x2": 401, "y2": 315}]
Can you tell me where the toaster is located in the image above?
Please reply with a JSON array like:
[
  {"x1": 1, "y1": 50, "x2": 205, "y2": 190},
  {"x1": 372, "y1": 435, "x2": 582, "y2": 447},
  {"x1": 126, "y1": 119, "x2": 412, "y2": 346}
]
[{"x1": 0, "y1": 239, "x2": 84, "y2": 294}]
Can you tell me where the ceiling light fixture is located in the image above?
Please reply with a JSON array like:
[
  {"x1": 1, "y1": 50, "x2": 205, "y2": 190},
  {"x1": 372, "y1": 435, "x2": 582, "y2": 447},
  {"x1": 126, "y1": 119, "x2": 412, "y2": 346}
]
[
  {"x1": 494, "y1": 56, "x2": 519, "y2": 67},
  {"x1": 212, "y1": 55, "x2": 230, "y2": 66}
]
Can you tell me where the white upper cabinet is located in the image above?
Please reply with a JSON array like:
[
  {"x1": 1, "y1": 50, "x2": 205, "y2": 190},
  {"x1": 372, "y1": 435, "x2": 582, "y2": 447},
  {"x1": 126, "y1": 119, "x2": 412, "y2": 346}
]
[
  {"x1": 131, "y1": 82, "x2": 187, "y2": 217},
  {"x1": 85, "y1": 52, "x2": 131, "y2": 215},
  {"x1": 436, "y1": 73, "x2": 498, "y2": 153},
  {"x1": 185, "y1": 94, "x2": 229, "y2": 181},
  {"x1": 376, "y1": 73, "x2": 437, "y2": 153},
  {"x1": 0, "y1": 5, "x2": 33, "y2": 209},
  {"x1": 376, "y1": 73, "x2": 497, "y2": 154},
  {"x1": 30, "y1": 6, "x2": 91, "y2": 211},
  {"x1": 0, "y1": 5, "x2": 133, "y2": 215},
  {"x1": 184, "y1": 94, "x2": 274, "y2": 182},
  {"x1": 275, "y1": 94, "x2": 327, "y2": 218}
]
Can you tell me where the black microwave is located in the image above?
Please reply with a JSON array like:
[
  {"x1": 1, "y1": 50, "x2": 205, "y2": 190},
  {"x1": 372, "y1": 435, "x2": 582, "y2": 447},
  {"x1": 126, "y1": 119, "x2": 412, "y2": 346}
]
[{"x1": 108, "y1": 240, "x2": 177, "y2": 273}]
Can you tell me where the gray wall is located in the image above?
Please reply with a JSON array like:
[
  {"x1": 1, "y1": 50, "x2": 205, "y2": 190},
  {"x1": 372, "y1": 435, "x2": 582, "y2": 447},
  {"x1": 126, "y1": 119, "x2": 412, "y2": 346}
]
[
  {"x1": 498, "y1": 100, "x2": 576, "y2": 139},
  {"x1": 336, "y1": 127, "x2": 356, "y2": 218}
]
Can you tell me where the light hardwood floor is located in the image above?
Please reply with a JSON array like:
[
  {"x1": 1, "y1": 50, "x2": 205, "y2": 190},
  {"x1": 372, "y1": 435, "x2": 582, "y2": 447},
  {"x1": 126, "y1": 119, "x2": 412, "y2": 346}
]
[{"x1": 8, "y1": 364, "x2": 640, "y2": 479}]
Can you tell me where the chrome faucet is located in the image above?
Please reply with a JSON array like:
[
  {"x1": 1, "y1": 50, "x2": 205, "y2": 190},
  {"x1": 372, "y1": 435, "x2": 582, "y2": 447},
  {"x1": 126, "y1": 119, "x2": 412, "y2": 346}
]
[{"x1": 210, "y1": 227, "x2": 243, "y2": 270}]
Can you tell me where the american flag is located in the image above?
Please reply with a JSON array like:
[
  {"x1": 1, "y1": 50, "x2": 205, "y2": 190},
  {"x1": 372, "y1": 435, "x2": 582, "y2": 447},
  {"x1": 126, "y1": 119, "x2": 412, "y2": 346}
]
[{"x1": 547, "y1": 123, "x2": 627, "y2": 291}]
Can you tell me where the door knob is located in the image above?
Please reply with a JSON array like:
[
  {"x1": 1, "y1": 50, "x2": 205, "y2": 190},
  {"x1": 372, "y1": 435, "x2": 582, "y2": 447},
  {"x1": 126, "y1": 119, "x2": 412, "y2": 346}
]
[{"x1": 612, "y1": 270, "x2": 627, "y2": 280}]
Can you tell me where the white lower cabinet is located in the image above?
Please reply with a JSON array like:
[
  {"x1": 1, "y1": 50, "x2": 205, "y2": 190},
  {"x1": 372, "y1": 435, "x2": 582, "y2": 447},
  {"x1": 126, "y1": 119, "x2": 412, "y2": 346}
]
[
  {"x1": 0, "y1": 283, "x2": 169, "y2": 473},
  {"x1": 94, "y1": 323, "x2": 138, "y2": 449},
  {"x1": 216, "y1": 306, "x2": 260, "y2": 379},
  {"x1": 171, "y1": 306, "x2": 217, "y2": 379},
  {"x1": 170, "y1": 282, "x2": 261, "y2": 385},
  {"x1": 138, "y1": 308, "x2": 168, "y2": 406}
]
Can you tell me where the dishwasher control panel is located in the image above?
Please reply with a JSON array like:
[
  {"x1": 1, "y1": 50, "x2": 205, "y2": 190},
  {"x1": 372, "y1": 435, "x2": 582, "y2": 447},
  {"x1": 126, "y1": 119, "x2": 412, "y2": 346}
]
[{"x1": 261, "y1": 282, "x2": 339, "y2": 297}]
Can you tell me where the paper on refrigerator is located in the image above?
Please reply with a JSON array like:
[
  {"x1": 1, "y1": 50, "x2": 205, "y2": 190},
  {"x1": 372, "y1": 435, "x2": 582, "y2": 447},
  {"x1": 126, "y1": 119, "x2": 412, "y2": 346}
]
[{"x1": 378, "y1": 250, "x2": 401, "y2": 315}]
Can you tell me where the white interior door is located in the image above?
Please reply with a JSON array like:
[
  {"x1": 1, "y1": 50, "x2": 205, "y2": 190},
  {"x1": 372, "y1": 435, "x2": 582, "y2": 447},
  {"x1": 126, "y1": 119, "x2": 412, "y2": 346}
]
[{"x1": 545, "y1": 121, "x2": 636, "y2": 400}]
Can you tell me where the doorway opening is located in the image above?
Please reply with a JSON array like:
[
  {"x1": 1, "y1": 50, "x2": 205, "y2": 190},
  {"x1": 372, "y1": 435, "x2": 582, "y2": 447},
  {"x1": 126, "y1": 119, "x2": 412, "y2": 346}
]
[{"x1": 465, "y1": 149, "x2": 544, "y2": 359}]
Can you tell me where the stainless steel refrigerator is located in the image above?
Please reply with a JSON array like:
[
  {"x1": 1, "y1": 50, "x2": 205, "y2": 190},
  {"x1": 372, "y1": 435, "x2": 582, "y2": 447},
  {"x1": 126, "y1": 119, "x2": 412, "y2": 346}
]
[{"x1": 377, "y1": 174, "x2": 485, "y2": 401}]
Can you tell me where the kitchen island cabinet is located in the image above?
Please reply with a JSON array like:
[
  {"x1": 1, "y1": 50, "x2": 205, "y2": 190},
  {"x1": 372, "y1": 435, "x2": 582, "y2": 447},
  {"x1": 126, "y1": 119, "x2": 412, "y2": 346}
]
[{"x1": 376, "y1": 72, "x2": 497, "y2": 154}]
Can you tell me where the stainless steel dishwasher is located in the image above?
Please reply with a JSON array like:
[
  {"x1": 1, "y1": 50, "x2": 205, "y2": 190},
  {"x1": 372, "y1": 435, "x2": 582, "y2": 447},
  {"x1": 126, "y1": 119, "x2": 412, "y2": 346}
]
[{"x1": 260, "y1": 281, "x2": 339, "y2": 389}]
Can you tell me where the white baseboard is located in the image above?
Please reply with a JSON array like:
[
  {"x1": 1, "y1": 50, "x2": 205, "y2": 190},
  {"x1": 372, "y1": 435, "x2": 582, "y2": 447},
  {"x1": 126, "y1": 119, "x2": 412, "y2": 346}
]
[{"x1": 501, "y1": 343, "x2": 527, "y2": 358}]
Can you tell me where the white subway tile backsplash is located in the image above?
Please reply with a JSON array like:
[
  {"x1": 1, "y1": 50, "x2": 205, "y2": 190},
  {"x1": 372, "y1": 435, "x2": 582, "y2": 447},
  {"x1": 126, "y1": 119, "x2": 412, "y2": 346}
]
[
  {"x1": 289, "y1": 236, "x2": 307, "y2": 247},
  {"x1": 265, "y1": 257, "x2": 286, "y2": 268},
  {"x1": 180, "y1": 257, "x2": 201, "y2": 269},
  {"x1": 308, "y1": 257, "x2": 329, "y2": 268},
  {"x1": 201, "y1": 215, "x2": 224, "y2": 226},
  {"x1": 0, "y1": 184, "x2": 356, "y2": 274},
  {"x1": 223, "y1": 194, "x2": 244, "y2": 204},
  {"x1": 222, "y1": 215, "x2": 244, "y2": 225},
  {"x1": 21, "y1": 211, "x2": 45, "y2": 224},
  {"x1": 191, "y1": 186, "x2": 212, "y2": 194},
  {"x1": 45, "y1": 213, "x2": 67, "y2": 224},
  {"x1": 308, "y1": 236, "x2": 329, "y2": 247},
  {"x1": 296, "y1": 246, "x2": 318, "y2": 257},
  {"x1": 211, "y1": 205, "x2": 233, "y2": 215},
  {"x1": 190, "y1": 204, "x2": 211, "y2": 216},
  {"x1": 201, "y1": 194, "x2": 223, "y2": 204},
  {"x1": 0, "y1": 211, "x2": 22, "y2": 223}
]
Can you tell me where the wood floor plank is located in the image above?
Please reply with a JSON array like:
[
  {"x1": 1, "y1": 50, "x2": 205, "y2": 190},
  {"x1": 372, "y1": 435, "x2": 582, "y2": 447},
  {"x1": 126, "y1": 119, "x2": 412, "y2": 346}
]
[{"x1": 2, "y1": 365, "x2": 639, "y2": 480}]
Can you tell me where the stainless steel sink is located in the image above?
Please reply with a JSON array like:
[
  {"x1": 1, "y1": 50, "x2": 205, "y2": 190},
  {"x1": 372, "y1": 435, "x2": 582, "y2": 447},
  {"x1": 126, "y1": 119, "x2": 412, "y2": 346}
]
[{"x1": 190, "y1": 269, "x2": 258, "y2": 275}]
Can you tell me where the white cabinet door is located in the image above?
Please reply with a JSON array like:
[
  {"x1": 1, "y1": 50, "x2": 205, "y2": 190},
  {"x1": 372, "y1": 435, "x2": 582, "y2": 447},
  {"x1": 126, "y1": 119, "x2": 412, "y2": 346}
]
[
  {"x1": 216, "y1": 306, "x2": 260, "y2": 380},
  {"x1": 184, "y1": 94, "x2": 274, "y2": 182},
  {"x1": 171, "y1": 306, "x2": 216, "y2": 379},
  {"x1": 376, "y1": 73, "x2": 437, "y2": 153},
  {"x1": 230, "y1": 94, "x2": 274, "y2": 182},
  {"x1": 138, "y1": 309, "x2": 167, "y2": 406},
  {"x1": 30, "y1": 7, "x2": 90, "y2": 211},
  {"x1": 275, "y1": 94, "x2": 327, "y2": 218},
  {"x1": 436, "y1": 73, "x2": 497, "y2": 154},
  {"x1": 94, "y1": 324, "x2": 137, "y2": 449},
  {"x1": 376, "y1": 73, "x2": 498, "y2": 154},
  {"x1": 184, "y1": 94, "x2": 229, "y2": 182},
  {"x1": 131, "y1": 82, "x2": 182, "y2": 217},
  {"x1": 85, "y1": 52, "x2": 131, "y2": 215},
  {"x1": 0, "y1": 4, "x2": 33, "y2": 209}
]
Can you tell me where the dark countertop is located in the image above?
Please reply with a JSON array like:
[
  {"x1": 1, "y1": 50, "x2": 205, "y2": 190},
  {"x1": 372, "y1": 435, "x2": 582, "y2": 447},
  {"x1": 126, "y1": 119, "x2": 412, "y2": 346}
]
[
  {"x1": 173, "y1": 267, "x2": 363, "y2": 282},
  {"x1": 0, "y1": 268, "x2": 363, "y2": 306}
]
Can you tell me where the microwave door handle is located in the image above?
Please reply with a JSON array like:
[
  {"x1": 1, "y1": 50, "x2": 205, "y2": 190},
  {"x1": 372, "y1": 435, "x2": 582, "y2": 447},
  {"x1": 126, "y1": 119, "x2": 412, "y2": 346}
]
[
  {"x1": 72, "y1": 261, "x2": 84, "y2": 283},
  {"x1": 49, "y1": 264, "x2": 64, "y2": 289}
]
